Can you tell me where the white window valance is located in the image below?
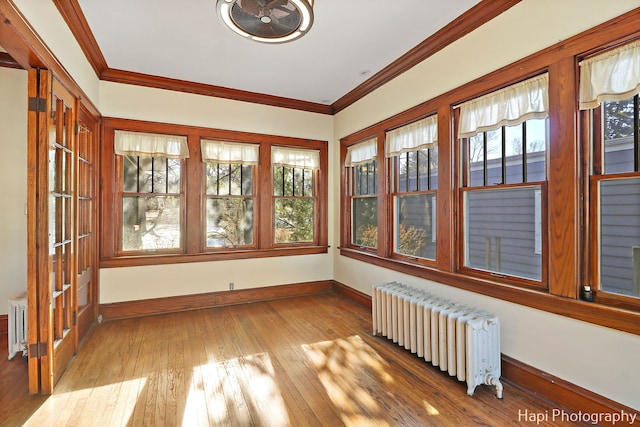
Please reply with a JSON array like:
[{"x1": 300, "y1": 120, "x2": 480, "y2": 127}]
[
  {"x1": 458, "y1": 73, "x2": 549, "y2": 138},
  {"x1": 201, "y1": 139, "x2": 259, "y2": 164},
  {"x1": 271, "y1": 146, "x2": 320, "y2": 169},
  {"x1": 114, "y1": 130, "x2": 189, "y2": 159},
  {"x1": 579, "y1": 39, "x2": 640, "y2": 110},
  {"x1": 345, "y1": 137, "x2": 377, "y2": 167},
  {"x1": 385, "y1": 114, "x2": 438, "y2": 157}
]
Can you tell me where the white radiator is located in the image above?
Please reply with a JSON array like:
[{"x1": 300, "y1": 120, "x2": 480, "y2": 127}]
[
  {"x1": 8, "y1": 294, "x2": 28, "y2": 360},
  {"x1": 372, "y1": 282, "x2": 503, "y2": 398}
]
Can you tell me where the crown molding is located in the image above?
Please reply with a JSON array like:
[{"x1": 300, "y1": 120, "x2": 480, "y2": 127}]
[
  {"x1": 56, "y1": 0, "x2": 519, "y2": 116},
  {"x1": 331, "y1": 0, "x2": 522, "y2": 113},
  {"x1": 52, "y1": 0, "x2": 107, "y2": 76},
  {"x1": 101, "y1": 67, "x2": 333, "y2": 114}
]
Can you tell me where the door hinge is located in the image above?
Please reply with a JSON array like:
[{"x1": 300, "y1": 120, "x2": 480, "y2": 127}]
[
  {"x1": 29, "y1": 342, "x2": 48, "y2": 358},
  {"x1": 28, "y1": 97, "x2": 47, "y2": 113}
]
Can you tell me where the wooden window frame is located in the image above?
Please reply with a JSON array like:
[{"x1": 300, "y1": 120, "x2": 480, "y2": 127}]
[
  {"x1": 585, "y1": 96, "x2": 640, "y2": 312},
  {"x1": 342, "y1": 135, "x2": 384, "y2": 255},
  {"x1": 389, "y1": 144, "x2": 438, "y2": 267},
  {"x1": 339, "y1": 10, "x2": 640, "y2": 336},
  {"x1": 457, "y1": 118, "x2": 549, "y2": 290},
  {"x1": 272, "y1": 162, "x2": 320, "y2": 247},
  {"x1": 117, "y1": 155, "x2": 186, "y2": 256},
  {"x1": 101, "y1": 118, "x2": 328, "y2": 267}
]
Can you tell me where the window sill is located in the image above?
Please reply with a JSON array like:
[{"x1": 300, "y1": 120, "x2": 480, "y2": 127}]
[
  {"x1": 339, "y1": 247, "x2": 640, "y2": 336},
  {"x1": 101, "y1": 245, "x2": 329, "y2": 268}
]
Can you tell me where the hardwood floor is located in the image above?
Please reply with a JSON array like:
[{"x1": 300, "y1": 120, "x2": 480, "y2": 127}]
[{"x1": 1, "y1": 293, "x2": 586, "y2": 426}]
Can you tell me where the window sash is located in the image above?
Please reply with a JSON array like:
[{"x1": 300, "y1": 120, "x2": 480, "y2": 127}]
[
  {"x1": 463, "y1": 185, "x2": 543, "y2": 282},
  {"x1": 386, "y1": 114, "x2": 438, "y2": 157},
  {"x1": 579, "y1": 39, "x2": 640, "y2": 110},
  {"x1": 458, "y1": 73, "x2": 549, "y2": 138},
  {"x1": 115, "y1": 130, "x2": 189, "y2": 159}
]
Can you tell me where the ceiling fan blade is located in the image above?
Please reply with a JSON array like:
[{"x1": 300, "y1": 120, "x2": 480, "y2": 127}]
[
  {"x1": 236, "y1": 0, "x2": 262, "y2": 17},
  {"x1": 266, "y1": 0, "x2": 289, "y2": 9}
]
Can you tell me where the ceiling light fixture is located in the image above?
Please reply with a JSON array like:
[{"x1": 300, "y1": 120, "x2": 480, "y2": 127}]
[{"x1": 216, "y1": 0, "x2": 314, "y2": 44}]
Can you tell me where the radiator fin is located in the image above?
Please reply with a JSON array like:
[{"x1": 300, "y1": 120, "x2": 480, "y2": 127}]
[
  {"x1": 372, "y1": 282, "x2": 503, "y2": 399},
  {"x1": 8, "y1": 294, "x2": 28, "y2": 360}
]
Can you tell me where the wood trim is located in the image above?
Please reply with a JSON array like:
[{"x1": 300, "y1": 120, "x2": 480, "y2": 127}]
[
  {"x1": 332, "y1": 281, "x2": 371, "y2": 309},
  {"x1": 101, "y1": 68, "x2": 333, "y2": 115},
  {"x1": 55, "y1": 0, "x2": 519, "y2": 115},
  {"x1": 100, "y1": 116, "x2": 329, "y2": 266},
  {"x1": 501, "y1": 355, "x2": 640, "y2": 427},
  {"x1": 99, "y1": 280, "x2": 334, "y2": 320},
  {"x1": 338, "y1": 9, "x2": 640, "y2": 336},
  {"x1": 0, "y1": 0, "x2": 99, "y2": 117},
  {"x1": 547, "y1": 57, "x2": 580, "y2": 299},
  {"x1": 0, "y1": 314, "x2": 7, "y2": 335},
  {"x1": 331, "y1": 0, "x2": 522, "y2": 113},
  {"x1": 333, "y1": 281, "x2": 640, "y2": 423},
  {"x1": 52, "y1": 0, "x2": 107, "y2": 76},
  {"x1": 340, "y1": 248, "x2": 640, "y2": 336},
  {"x1": 0, "y1": 51, "x2": 21, "y2": 69}
]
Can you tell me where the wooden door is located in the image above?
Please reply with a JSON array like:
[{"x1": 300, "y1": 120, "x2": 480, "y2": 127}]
[
  {"x1": 75, "y1": 106, "x2": 99, "y2": 344},
  {"x1": 27, "y1": 68, "x2": 78, "y2": 394}
]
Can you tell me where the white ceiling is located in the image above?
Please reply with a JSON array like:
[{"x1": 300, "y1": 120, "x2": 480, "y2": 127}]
[{"x1": 77, "y1": 0, "x2": 480, "y2": 105}]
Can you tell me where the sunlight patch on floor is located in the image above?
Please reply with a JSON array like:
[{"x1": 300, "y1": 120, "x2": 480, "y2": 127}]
[
  {"x1": 187, "y1": 352, "x2": 290, "y2": 427},
  {"x1": 302, "y1": 335, "x2": 395, "y2": 426},
  {"x1": 25, "y1": 378, "x2": 146, "y2": 426}
]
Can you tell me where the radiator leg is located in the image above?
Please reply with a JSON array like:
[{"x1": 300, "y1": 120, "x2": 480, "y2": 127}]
[{"x1": 486, "y1": 375, "x2": 504, "y2": 399}]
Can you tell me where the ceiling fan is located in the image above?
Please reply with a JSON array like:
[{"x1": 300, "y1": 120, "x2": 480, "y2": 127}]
[{"x1": 216, "y1": 0, "x2": 314, "y2": 43}]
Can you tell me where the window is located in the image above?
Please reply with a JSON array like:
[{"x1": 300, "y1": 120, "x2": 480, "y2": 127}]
[
  {"x1": 458, "y1": 74, "x2": 549, "y2": 285},
  {"x1": 581, "y1": 39, "x2": 640, "y2": 302},
  {"x1": 387, "y1": 115, "x2": 438, "y2": 261},
  {"x1": 272, "y1": 146, "x2": 320, "y2": 244},
  {"x1": 345, "y1": 137, "x2": 378, "y2": 249},
  {"x1": 101, "y1": 119, "x2": 328, "y2": 265},
  {"x1": 116, "y1": 130, "x2": 188, "y2": 253},
  {"x1": 202, "y1": 140, "x2": 258, "y2": 248}
]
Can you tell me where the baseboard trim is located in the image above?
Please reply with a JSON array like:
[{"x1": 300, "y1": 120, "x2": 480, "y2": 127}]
[
  {"x1": 100, "y1": 280, "x2": 333, "y2": 320},
  {"x1": 501, "y1": 355, "x2": 638, "y2": 426},
  {"x1": 0, "y1": 314, "x2": 7, "y2": 335},
  {"x1": 333, "y1": 281, "x2": 638, "y2": 425},
  {"x1": 332, "y1": 281, "x2": 371, "y2": 308}
]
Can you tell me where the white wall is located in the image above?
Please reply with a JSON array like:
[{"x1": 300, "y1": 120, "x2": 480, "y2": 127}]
[
  {"x1": 333, "y1": 0, "x2": 640, "y2": 411},
  {"x1": 98, "y1": 82, "x2": 335, "y2": 303},
  {"x1": 0, "y1": 67, "x2": 28, "y2": 313}
]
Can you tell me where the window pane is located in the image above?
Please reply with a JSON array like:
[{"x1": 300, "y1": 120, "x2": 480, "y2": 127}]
[
  {"x1": 464, "y1": 187, "x2": 542, "y2": 281},
  {"x1": 486, "y1": 130, "x2": 503, "y2": 185},
  {"x1": 206, "y1": 197, "x2": 254, "y2": 247},
  {"x1": 206, "y1": 163, "x2": 252, "y2": 196},
  {"x1": 354, "y1": 161, "x2": 377, "y2": 195},
  {"x1": 274, "y1": 198, "x2": 314, "y2": 243},
  {"x1": 599, "y1": 178, "x2": 640, "y2": 297},
  {"x1": 123, "y1": 156, "x2": 138, "y2": 192},
  {"x1": 603, "y1": 98, "x2": 635, "y2": 174},
  {"x1": 526, "y1": 119, "x2": 547, "y2": 182},
  {"x1": 166, "y1": 159, "x2": 181, "y2": 193},
  {"x1": 122, "y1": 195, "x2": 181, "y2": 250},
  {"x1": 427, "y1": 148, "x2": 438, "y2": 190},
  {"x1": 505, "y1": 124, "x2": 523, "y2": 184},
  {"x1": 469, "y1": 134, "x2": 484, "y2": 187},
  {"x1": 138, "y1": 157, "x2": 153, "y2": 193},
  {"x1": 352, "y1": 197, "x2": 378, "y2": 248},
  {"x1": 395, "y1": 193, "x2": 436, "y2": 260}
]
